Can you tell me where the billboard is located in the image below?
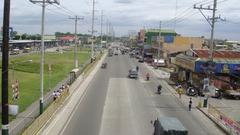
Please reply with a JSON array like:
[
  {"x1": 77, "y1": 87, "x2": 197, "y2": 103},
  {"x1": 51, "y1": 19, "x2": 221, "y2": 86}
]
[
  {"x1": 164, "y1": 36, "x2": 174, "y2": 43},
  {"x1": 0, "y1": 27, "x2": 13, "y2": 40},
  {"x1": 195, "y1": 61, "x2": 240, "y2": 75}
]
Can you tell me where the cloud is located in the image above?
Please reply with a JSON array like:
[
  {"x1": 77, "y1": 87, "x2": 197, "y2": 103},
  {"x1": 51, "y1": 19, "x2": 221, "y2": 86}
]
[
  {"x1": 0, "y1": 0, "x2": 239, "y2": 40},
  {"x1": 115, "y1": 0, "x2": 132, "y2": 4}
]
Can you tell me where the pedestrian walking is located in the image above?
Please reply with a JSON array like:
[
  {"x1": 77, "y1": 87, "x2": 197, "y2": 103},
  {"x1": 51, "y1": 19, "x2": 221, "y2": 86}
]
[
  {"x1": 176, "y1": 86, "x2": 183, "y2": 98},
  {"x1": 136, "y1": 66, "x2": 139, "y2": 72},
  {"x1": 189, "y1": 98, "x2": 192, "y2": 111},
  {"x1": 53, "y1": 91, "x2": 57, "y2": 101}
]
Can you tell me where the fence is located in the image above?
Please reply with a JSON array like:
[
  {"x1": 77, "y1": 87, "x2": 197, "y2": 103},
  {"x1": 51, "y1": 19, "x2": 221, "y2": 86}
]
[
  {"x1": 22, "y1": 89, "x2": 69, "y2": 135},
  {"x1": 208, "y1": 104, "x2": 240, "y2": 135}
]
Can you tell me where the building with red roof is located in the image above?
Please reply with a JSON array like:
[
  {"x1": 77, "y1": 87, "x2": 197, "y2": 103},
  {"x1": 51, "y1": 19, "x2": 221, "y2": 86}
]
[{"x1": 173, "y1": 49, "x2": 240, "y2": 90}]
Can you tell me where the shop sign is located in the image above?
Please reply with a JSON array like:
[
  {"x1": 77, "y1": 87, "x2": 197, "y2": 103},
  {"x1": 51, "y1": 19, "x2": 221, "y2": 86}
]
[{"x1": 195, "y1": 61, "x2": 240, "y2": 74}]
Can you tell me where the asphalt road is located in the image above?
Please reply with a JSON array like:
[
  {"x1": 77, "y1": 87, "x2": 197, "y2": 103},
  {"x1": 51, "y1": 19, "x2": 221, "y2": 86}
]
[{"x1": 61, "y1": 53, "x2": 225, "y2": 135}]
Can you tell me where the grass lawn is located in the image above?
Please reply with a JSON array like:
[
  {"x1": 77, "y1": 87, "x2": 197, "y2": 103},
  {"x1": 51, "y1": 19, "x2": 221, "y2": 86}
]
[{"x1": 0, "y1": 47, "x2": 91, "y2": 114}]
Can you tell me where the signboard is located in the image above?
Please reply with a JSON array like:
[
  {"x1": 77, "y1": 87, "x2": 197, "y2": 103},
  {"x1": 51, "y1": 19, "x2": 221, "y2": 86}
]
[
  {"x1": 164, "y1": 36, "x2": 174, "y2": 43},
  {"x1": 203, "y1": 78, "x2": 209, "y2": 91},
  {"x1": 9, "y1": 105, "x2": 19, "y2": 116},
  {"x1": 195, "y1": 61, "x2": 240, "y2": 75},
  {"x1": 0, "y1": 27, "x2": 13, "y2": 40}
]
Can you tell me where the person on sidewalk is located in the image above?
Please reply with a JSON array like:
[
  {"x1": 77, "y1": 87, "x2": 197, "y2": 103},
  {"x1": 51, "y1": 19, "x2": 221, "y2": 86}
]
[
  {"x1": 53, "y1": 91, "x2": 57, "y2": 101},
  {"x1": 176, "y1": 86, "x2": 183, "y2": 98},
  {"x1": 136, "y1": 66, "x2": 139, "y2": 72},
  {"x1": 146, "y1": 73, "x2": 150, "y2": 81},
  {"x1": 189, "y1": 98, "x2": 192, "y2": 111}
]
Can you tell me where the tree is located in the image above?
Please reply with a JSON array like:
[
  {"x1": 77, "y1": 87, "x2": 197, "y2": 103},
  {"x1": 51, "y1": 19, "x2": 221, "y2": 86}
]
[
  {"x1": 13, "y1": 35, "x2": 21, "y2": 40},
  {"x1": 21, "y1": 33, "x2": 28, "y2": 40}
]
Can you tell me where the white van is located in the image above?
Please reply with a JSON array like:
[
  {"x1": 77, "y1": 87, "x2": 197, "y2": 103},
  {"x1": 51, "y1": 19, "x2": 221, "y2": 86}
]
[{"x1": 153, "y1": 59, "x2": 166, "y2": 67}]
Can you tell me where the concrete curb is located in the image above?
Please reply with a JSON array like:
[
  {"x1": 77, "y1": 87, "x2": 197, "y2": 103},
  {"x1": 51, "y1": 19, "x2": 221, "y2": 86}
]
[{"x1": 196, "y1": 107, "x2": 230, "y2": 135}]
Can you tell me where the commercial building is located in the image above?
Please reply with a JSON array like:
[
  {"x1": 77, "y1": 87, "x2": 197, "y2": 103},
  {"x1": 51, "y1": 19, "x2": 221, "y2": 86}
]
[
  {"x1": 173, "y1": 49, "x2": 240, "y2": 90},
  {"x1": 138, "y1": 29, "x2": 204, "y2": 65}
]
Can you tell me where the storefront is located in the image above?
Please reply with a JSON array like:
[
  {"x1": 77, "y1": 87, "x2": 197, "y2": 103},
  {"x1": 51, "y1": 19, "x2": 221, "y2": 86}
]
[{"x1": 173, "y1": 49, "x2": 240, "y2": 90}]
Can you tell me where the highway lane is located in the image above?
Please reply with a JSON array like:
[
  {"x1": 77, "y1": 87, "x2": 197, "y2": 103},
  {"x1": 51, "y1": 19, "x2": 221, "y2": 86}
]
[
  {"x1": 130, "y1": 57, "x2": 225, "y2": 135},
  {"x1": 61, "y1": 54, "x2": 131, "y2": 135},
  {"x1": 60, "y1": 53, "x2": 225, "y2": 135}
]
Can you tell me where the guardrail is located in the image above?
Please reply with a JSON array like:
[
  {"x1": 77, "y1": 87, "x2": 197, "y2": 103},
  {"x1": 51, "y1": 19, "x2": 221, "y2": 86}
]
[
  {"x1": 22, "y1": 89, "x2": 69, "y2": 135},
  {"x1": 208, "y1": 104, "x2": 240, "y2": 135}
]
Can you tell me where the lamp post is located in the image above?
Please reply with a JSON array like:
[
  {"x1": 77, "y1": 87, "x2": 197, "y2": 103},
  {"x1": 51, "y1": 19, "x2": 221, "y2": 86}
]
[{"x1": 29, "y1": 0, "x2": 59, "y2": 114}]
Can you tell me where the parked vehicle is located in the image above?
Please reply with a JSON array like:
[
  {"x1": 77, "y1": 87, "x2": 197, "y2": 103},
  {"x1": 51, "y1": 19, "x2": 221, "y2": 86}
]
[
  {"x1": 205, "y1": 85, "x2": 222, "y2": 98},
  {"x1": 138, "y1": 57, "x2": 144, "y2": 63},
  {"x1": 23, "y1": 47, "x2": 31, "y2": 53},
  {"x1": 128, "y1": 69, "x2": 138, "y2": 79},
  {"x1": 153, "y1": 59, "x2": 166, "y2": 67},
  {"x1": 10, "y1": 48, "x2": 20, "y2": 55},
  {"x1": 222, "y1": 90, "x2": 240, "y2": 100},
  {"x1": 153, "y1": 117, "x2": 188, "y2": 135},
  {"x1": 186, "y1": 87, "x2": 198, "y2": 96}
]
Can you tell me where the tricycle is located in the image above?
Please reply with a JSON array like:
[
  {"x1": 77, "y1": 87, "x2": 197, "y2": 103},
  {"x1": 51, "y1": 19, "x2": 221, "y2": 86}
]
[{"x1": 101, "y1": 62, "x2": 107, "y2": 69}]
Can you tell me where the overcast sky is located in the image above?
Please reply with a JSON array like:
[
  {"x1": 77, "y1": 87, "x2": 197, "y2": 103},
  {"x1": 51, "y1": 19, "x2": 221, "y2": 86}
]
[{"x1": 0, "y1": 0, "x2": 239, "y2": 40}]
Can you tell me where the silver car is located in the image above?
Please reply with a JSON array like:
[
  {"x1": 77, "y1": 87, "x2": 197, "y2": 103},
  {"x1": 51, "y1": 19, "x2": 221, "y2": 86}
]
[{"x1": 128, "y1": 69, "x2": 138, "y2": 79}]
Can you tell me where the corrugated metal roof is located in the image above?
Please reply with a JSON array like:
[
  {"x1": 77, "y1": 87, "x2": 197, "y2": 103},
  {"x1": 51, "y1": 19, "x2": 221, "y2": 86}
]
[
  {"x1": 198, "y1": 58, "x2": 240, "y2": 64},
  {"x1": 194, "y1": 49, "x2": 240, "y2": 58}
]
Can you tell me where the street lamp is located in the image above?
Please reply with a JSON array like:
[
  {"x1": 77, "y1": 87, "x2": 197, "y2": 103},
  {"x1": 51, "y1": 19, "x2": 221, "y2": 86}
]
[{"x1": 29, "y1": 0, "x2": 59, "y2": 115}]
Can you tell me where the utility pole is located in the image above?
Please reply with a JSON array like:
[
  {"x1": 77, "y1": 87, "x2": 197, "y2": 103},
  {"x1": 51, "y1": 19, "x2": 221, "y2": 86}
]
[
  {"x1": 158, "y1": 21, "x2": 162, "y2": 59},
  {"x1": 69, "y1": 16, "x2": 83, "y2": 68},
  {"x1": 194, "y1": 0, "x2": 219, "y2": 61},
  {"x1": 210, "y1": 0, "x2": 217, "y2": 61},
  {"x1": 100, "y1": 10, "x2": 103, "y2": 48},
  {"x1": 110, "y1": 24, "x2": 114, "y2": 42},
  {"x1": 108, "y1": 22, "x2": 111, "y2": 42},
  {"x1": 2, "y1": 0, "x2": 10, "y2": 134},
  {"x1": 106, "y1": 20, "x2": 108, "y2": 43},
  {"x1": 194, "y1": 0, "x2": 224, "y2": 107},
  {"x1": 29, "y1": 0, "x2": 59, "y2": 114},
  {"x1": 91, "y1": 0, "x2": 95, "y2": 63}
]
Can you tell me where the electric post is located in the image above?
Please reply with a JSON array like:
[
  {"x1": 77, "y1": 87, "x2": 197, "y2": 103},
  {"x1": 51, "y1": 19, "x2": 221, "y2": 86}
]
[
  {"x1": 69, "y1": 16, "x2": 84, "y2": 68},
  {"x1": 194, "y1": 0, "x2": 225, "y2": 106},
  {"x1": 100, "y1": 10, "x2": 103, "y2": 48},
  {"x1": 105, "y1": 20, "x2": 109, "y2": 44},
  {"x1": 2, "y1": 0, "x2": 11, "y2": 134},
  {"x1": 91, "y1": 0, "x2": 96, "y2": 63},
  {"x1": 29, "y1": 0, "x2": 59, "y2": 114},
  {"x1": 158, "y1": 21, "x2": 162, "y2": 59}
]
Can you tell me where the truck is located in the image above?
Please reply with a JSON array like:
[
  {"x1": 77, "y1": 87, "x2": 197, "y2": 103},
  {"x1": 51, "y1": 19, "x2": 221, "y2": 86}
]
[
  {"x1": 10, "y1": 48, "x2": 20, "y2": 55},
  {"x1": 153, "y1": 117, "x2": 188, "y2": 135},
  {"x1": 222, "y1": 90, "x2": 240, "y2": 100},
  {"x1": 108, "y1": 48, "x2": 113, "y2": 57}
]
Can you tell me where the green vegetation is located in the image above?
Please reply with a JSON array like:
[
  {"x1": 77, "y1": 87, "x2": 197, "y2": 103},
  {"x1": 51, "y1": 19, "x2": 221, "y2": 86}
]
[{"x1": 0, "y1": 48, "x2": 91, "y2": 113}]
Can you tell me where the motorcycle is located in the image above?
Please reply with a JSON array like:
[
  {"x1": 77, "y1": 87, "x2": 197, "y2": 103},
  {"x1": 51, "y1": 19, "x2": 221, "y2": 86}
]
[
  {"x1": 157, "y1": 85, "x2": 162, "y2": 94},
  {"x1": 146, "y1": 73, "x2": 150, "y2": 81}
]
